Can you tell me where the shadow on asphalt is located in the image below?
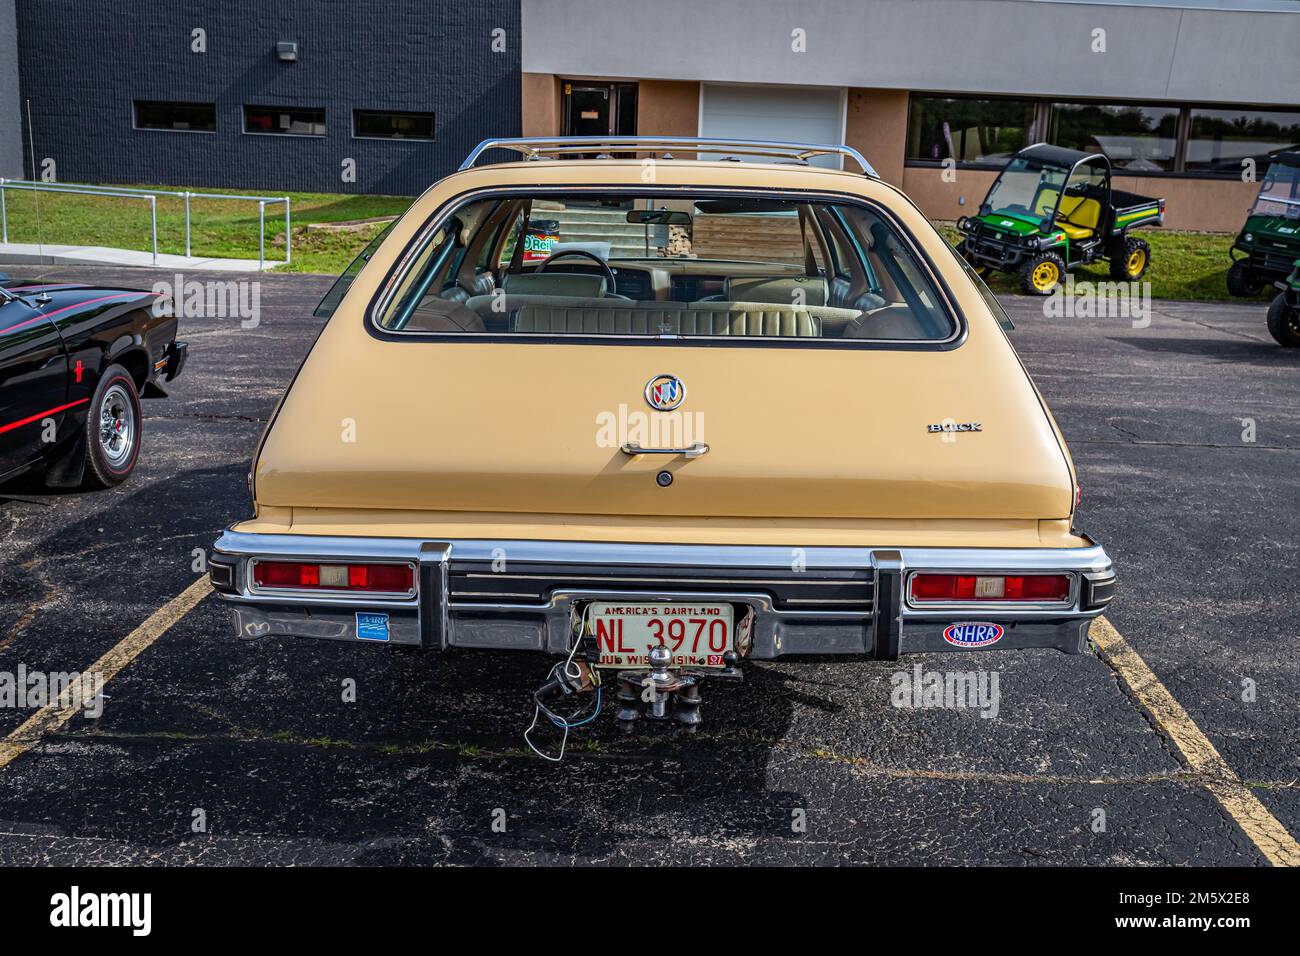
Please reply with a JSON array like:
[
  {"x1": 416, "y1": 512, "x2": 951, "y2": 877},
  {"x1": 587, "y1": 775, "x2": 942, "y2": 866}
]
[
  {"x1": 1107, "y1": 336, "x2": 1299, "y2": 364},
  {"x1": 0, "y1": 461, "x2": 248, "y2": 640}
]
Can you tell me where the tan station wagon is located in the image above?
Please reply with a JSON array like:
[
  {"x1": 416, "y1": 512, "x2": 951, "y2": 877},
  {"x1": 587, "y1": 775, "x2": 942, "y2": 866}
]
[{"x1": 210, "y1": 136, "x2": 1115, "y2": 737}]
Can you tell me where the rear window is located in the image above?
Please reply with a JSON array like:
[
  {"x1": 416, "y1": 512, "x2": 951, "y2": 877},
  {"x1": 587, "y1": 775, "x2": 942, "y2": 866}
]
[{"x1": 370, "y1": 191, "x2": 958, "y2": 344}]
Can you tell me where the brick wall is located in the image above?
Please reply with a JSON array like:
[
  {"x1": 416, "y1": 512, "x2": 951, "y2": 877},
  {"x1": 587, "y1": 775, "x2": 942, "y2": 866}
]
[
  {"x1": 14, "y1": 0, "x2": 521, "y2": 195},
  {"x1": 0, "y1": 0, "x2": 21, "y2": 178}
]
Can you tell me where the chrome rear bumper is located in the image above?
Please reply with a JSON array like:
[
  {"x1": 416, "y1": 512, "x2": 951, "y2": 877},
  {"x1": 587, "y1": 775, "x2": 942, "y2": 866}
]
[{"x1": 209, "y1": 531, "x2": 1115, "y2": 660}]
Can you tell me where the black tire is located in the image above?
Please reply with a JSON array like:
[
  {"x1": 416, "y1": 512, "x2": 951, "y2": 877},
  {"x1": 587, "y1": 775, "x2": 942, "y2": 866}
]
[
  {"x1": 1227, "y1": 261, "x2": 1266, "y2": 298},
  {"x1": 1109, "y1": 236, "x2": 1151, "y2": 282},
  {"x1": 1266, "y1": 294, "x2": 1300, "y2": 347},
  {"x1": 82, "y1": 364, "x2": 142, "y2": 489},
  {"x1": 1018, "y1": 252, "x2": 1066, "y2": 296}
]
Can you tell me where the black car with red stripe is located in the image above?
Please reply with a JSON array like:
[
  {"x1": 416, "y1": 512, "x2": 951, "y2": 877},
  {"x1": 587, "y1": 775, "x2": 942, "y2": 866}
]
[{"x1": 0, "y1": 276, "x2": 187, "y2": 488}]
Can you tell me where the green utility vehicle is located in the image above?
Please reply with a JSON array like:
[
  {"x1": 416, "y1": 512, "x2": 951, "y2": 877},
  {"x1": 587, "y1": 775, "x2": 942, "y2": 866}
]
[
  {"x1": 1266, "y1": 260, "x2": 1300, "y2": 347},
  {"x1": 1228, "y1": 151, "x2": 1300, "y2": 298},
  {"x1": 957, "y1": 144, "x2": 1165, "y2": 295}
]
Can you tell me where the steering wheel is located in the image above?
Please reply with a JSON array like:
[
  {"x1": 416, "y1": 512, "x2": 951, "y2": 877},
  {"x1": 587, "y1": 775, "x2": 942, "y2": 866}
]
[{"x1": 535, "y1": 249, "x2": 618, "y2": 296}]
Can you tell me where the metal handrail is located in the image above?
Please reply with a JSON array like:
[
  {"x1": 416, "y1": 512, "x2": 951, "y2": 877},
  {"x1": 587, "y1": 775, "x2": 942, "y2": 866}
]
[
  {"x1": 0, "y1": 178, "x2": 292, "y2": 269},
  {"x1": 459, "y1": 136, "x2": 878, "y2": 177}
]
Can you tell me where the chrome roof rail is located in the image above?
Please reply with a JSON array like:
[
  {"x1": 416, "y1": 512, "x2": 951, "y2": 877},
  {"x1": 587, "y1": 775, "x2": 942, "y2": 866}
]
[{"x1": 458, "y1": 136, "x2": 878, "y2": 177}]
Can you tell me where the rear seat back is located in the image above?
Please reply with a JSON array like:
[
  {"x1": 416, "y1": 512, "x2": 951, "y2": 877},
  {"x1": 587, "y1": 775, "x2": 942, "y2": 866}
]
[
  {"x1": 515, "y1": 301, "x2": 825, "y2": 337},
  {"x1": 462, "y1": 294, "x2": 864, "y2": 337}
]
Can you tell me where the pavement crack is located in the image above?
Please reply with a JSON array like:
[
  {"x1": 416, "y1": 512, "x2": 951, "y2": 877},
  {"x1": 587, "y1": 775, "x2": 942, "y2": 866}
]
[
  {"x1": 151, "y1": 413, "x2": 267, "y2": 424},
  {"x1": 1073, "y1": 438, "x2": 1297, "y2": 451},
  {"x1": 35, "y1": 727, "x2": 1294, "y2": 794}
]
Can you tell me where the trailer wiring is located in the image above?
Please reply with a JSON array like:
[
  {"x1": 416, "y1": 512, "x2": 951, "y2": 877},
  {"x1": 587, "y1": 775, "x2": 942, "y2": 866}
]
[{"x1": 524, "y1": 605, "x2": 603, "y2": 762}]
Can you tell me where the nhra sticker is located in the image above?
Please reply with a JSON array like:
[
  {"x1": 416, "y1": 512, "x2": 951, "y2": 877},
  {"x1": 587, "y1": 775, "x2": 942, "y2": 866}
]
[
  {"x1": 355, "y1": 612, "x2": 391, "y2": 642},
  {"x1": 943, "y1": 622, "x2": 1004, "y2": 648}
]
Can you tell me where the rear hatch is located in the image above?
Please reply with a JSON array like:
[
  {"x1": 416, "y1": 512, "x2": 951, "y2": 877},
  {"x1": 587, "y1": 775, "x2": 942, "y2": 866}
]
[{"x1": 256, "y1": 335, "x2": 1075, "y2": 521}]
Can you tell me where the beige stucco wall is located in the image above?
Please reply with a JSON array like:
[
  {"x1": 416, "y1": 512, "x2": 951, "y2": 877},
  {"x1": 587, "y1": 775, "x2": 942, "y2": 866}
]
[
  {"x1": 637, "y1": 80, "x2": 699, "y2": 138},
  {"x1": 522, "y1": 72, "x2": 561, "y2": 136},
  {"x1": 903, "y1": 165, "x2": 1255, "y2": 232},
  {"x1": 844, "y1": 88, "x2": 908, "y2": 187}
]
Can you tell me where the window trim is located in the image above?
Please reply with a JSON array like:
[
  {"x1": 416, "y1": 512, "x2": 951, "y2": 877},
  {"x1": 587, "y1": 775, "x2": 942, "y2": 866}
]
[
  {"x1": 242, "y1": 104, "x2": 328, "y2": 138},
  {"x1": 131, "y1": 100, "x2": 218, "y2": 135},
  {"x1": 350, "y1": 108, "x2": 436, "y2": 142},
  {"x1": 363, "y1": 184, "x2": 968, "y2": 352}
]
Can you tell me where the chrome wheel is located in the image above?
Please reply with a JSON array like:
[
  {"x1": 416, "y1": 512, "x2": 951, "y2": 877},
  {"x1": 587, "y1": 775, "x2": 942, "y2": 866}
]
[{"x1": 98, "y1": 382, "x2": 136, "y2": 468}]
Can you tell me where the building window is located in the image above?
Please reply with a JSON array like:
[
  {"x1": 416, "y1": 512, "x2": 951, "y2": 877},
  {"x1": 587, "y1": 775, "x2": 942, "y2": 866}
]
[
  {"x1": 1048, "y1": 102, "x2": 1178, "y2": 172},
  {"x1": 353, "y1": 109, "x2": 435, "y2": 140},
  {"x1": 134, "y1": 101, "x2": 216, "y2": 133},
  {"x1": 244, "y1": 105, "x2": 326, "y2": 136},
  {"x1": 906, "y1": 95, "x2": 1038, "y2": 166},
  {"x1": 1185, "y1": 108, "x2": 1300, "y2": 177}
]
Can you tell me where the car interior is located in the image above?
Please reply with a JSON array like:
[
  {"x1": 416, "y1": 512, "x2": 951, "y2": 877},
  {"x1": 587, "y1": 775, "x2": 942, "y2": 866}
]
[{"x1": 370, "y1": 193, "x2": 957, "y2": 341}]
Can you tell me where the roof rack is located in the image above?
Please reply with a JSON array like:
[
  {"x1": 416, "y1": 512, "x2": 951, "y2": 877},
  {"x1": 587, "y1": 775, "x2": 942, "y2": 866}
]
[{"x1": 458, "y1": 136, "x2": 878, "y2": 177}]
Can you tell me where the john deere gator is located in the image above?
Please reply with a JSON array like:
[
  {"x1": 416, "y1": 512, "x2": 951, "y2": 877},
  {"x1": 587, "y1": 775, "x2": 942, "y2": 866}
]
[{"x1": 958, "y1": 144, "x2": 1165, "y2": 295}]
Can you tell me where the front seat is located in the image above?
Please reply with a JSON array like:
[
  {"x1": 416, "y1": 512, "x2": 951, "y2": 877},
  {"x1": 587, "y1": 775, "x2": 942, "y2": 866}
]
[
  {"x1": 1054, "y1": 195, "x2": 1102, "y2": 240},
  {"x1": 724, "y1": 276, "x2": 828, "y2": 307}
]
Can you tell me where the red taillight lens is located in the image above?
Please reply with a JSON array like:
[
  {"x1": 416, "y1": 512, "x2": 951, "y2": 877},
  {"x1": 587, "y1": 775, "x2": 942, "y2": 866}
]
[
  {"x1": 910, "y1": 574, "x2": 977, "y2": 601},
  {"x1": 253, "y1": 561, "x2": 413, "y2": 593},
  {"x1": 1004, "y1": 575, "x2": 1071, "y2": 600},
  {"x1": 909, "y1": 573, "x2": 1070, "y2": 603}
]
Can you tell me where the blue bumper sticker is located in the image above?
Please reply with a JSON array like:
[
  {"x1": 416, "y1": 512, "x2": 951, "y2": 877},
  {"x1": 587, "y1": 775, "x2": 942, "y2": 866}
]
[{"x1": 355, "y1": 612, "x2": 390, "y2": 642}]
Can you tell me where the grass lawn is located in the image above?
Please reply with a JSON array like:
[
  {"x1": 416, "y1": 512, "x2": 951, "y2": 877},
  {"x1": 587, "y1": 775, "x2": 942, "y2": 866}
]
[
  {"x1": 0, "y1": 184, "x2": 412, "y2": 274},
  {"x1": 935, "y1": 223, "x2": 1264, "y2": 303},
  {"x1": 0, "y1": 183, "x2": 1266, "y2": 302}
]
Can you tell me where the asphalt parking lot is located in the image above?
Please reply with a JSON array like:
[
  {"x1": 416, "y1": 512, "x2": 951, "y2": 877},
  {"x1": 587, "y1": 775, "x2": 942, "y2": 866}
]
[{"x1": 0, "y1": 262, "x2": 1296, "y2": 866}]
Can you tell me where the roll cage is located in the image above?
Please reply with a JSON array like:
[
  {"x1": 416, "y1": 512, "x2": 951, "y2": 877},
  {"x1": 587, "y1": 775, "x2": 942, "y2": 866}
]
[{"x1": 981, "y1": 144, "x2": 1113, "y2": 232}]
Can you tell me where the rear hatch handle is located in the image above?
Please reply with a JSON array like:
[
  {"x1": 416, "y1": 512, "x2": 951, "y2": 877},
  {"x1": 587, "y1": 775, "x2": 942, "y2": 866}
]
[{"x1": 620, "y1": 441, "x2": 710, "y2": 459}]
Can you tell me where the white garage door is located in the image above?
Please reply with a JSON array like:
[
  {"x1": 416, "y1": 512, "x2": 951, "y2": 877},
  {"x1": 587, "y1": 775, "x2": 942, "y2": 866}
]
[{"x1": 699, "y1": 84, "x2": 846, "y2": 169}]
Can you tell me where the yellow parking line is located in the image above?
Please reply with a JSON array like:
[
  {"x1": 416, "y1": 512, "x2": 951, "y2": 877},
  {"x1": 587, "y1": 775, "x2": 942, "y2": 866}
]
[
  {"x1": 1091, "y1": 615, "x2": 1300, "y2": 867},
  {"x1": 0, "y1": 576, "x2": 212, "y2": 770}
]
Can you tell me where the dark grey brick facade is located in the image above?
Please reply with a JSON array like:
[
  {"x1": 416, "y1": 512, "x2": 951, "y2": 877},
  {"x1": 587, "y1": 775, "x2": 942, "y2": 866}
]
[
  {"x1": 15, "y1": 0, "x2": 521, "y2": 195},
  {"x1": 1, "y1": 0, "x2": 22, "y2": 178}
]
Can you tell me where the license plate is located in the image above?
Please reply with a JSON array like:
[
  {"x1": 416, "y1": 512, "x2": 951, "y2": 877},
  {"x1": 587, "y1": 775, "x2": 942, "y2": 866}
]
[{"x1": 588, "y1": 602, "x2": 734, "y2": 669}]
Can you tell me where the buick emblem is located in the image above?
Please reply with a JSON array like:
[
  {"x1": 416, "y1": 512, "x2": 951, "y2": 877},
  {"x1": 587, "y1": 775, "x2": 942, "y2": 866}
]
[{"x1": 644, "y1": 374, "x2": 685, "y2": 411}]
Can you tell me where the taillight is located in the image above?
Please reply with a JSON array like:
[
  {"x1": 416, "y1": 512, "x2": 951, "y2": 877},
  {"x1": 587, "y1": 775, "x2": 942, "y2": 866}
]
[
  {"x1": 909, "y1": 573, "x2": 1071, "y2": 604},
  {"x1": 252, "y1": 560, "x2": 414, "y2": 594}
]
